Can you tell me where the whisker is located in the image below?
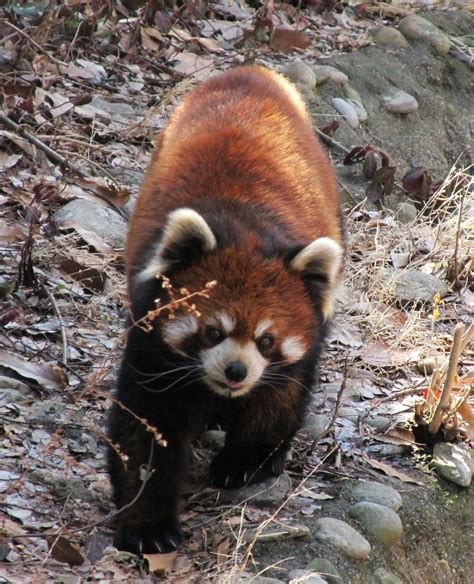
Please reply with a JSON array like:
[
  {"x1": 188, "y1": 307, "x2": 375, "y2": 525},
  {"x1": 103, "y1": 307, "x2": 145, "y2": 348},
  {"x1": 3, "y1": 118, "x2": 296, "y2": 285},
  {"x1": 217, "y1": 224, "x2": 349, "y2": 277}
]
[{"x1": 137, "y1": 368, "x2": 202, "y2": 393}]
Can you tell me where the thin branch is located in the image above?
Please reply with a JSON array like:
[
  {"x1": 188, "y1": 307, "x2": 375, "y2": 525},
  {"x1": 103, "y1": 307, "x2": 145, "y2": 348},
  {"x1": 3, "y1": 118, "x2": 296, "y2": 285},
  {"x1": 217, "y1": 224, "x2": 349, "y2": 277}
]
[
  {"x1": 42, "y1": 284, "x2": 68, "y2": 365},
  {"x1": 428, "y1": 323, "x2": 465, "y2": 434},
  {"x1": 0, "y1": 111, "x2": 91, "y2": 178},
  {"x1": 4, "y1": 21, "x2": 67, "y2": 67},
  {"x1": 315, "y1": 127, "x2": 350, "y2": 154}
]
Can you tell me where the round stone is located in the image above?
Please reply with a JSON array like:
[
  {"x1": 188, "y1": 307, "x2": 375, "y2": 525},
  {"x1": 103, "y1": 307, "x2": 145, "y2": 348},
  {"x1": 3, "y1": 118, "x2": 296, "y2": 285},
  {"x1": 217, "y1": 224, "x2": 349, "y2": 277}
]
[
  {"x1": 374, "y1": 567, "x2": 404, "y2": 584},
  {"x1": 349, "y1": 501, "x2": 403, "y2": 546},
  {"x1": 383, "y1": 90, "x2": 418, "y2": 114},
  {"x1": 281, "y1": 60, "x2": 316, "y2": 90},
  {"x1": 288, "y1": 570, "x2": 327, "y2": 584},
  {"x1": 350, "y1": 480, "x2": 402, "y2": 511},
  {"x1": 313, "y1": 517, "x2": 371, "y2": 560},
  {"x1": 305, "y1": 558, "x2": 342, "y2": 583},
  {"x1": 371, "y1": 26, "x2": 409, "y2": 48},
  {"x1": 432, "y1": 443, "x2": 472, "y2": 488}
]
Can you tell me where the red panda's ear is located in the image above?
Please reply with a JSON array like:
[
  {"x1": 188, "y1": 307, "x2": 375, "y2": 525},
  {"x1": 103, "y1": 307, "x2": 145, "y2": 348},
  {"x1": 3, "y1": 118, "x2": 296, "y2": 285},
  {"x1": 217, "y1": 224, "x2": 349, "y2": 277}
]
[
  {"x1": 136, "y1": 208, "x2": 216, "y2": 282},
  {"x1": 290, "y1": 237, "x2": 343, "y2": 320}
]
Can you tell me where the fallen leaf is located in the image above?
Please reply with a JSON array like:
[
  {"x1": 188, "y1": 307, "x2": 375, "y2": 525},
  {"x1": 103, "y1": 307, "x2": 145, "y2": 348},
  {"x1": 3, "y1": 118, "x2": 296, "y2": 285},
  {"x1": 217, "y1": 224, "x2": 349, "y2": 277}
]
[
  {"x1": 47, "y1": 536, "x2": 85, "y2": 567},
  {"x1": 361, "y1": 453, "x2": 426, "y2": 485},
  {"x1": 270, "y1": 27, "x2": 310, "y2": 53},
  {"x1": 0, "y1": 219, "x2": 28, "y2": 244},
  {"x1": 362, "y1": 340, "x2": 419, "y2": 368},
  {"x1": 212, "y1": 535, "x2": 230, "y2": 566},
  {"x1": 144, "y1": 550, "x2": 177, "y2": 575},
  {"x1": 0, "y1": 350, "x2": 66, "y2": 391},
  {"x1": 0, "y1": 151, "x2": 22, "y2": 172},
  {"x1": 372, "y1": 427, "x2": 417, "y2": 446}
]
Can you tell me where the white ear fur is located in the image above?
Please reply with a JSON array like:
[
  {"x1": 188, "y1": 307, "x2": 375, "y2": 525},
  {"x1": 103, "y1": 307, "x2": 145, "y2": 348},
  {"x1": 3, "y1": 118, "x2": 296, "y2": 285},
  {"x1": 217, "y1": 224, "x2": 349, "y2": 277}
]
[
  {"x1": 136, "y1": 208, "x2": 216, "y2": 283},
  {"x1": 290, "y1": 237, "x2": 343, "y2": 320}
]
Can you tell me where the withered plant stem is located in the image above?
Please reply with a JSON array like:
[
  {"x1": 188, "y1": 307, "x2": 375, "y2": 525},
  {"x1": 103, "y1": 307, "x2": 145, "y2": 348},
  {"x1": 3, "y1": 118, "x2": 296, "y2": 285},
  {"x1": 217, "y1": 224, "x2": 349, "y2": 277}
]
[
  {"x1": 428, "y1": 323, "x2": 465, "y2": 434},
  {"x1": 42, "y1": 284, "x2": 68, "y2": 365},
  {"x1": 4, "y1": 21, "x2": 67, "y2": 67}
]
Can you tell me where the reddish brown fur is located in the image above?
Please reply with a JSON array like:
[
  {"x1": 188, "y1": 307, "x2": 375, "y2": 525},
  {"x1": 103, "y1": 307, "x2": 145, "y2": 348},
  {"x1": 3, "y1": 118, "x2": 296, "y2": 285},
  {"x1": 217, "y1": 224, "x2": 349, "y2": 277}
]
[{"x1": 126, "y1": 66, "x2": 342, "y2": 285}]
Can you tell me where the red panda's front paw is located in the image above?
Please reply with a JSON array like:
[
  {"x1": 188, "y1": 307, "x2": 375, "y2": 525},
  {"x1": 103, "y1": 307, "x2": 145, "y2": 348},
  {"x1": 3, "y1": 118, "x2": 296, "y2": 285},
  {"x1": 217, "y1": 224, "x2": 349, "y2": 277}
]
[
  {"x1": 210, "y1": 448, "x2": 286, "y2": 489},
  {"x1": 113, "y1": 519, "x2": 184, "y2": 555}
]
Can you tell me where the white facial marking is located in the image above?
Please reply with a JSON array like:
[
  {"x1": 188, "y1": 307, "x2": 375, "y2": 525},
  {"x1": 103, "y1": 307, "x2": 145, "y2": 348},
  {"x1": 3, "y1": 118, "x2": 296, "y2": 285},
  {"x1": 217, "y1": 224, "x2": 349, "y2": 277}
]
[
  {"x1": 280, "y1": 336, "x2": 307, "y2": 363},
  {"x1": 290, "y1": 237, "x2": 343, "y2": 284},
  {"x1": 201, "y1": 338, "x2": 267, "y2": 398},
  {"x1": 135, "y1": 208, "x2": 216, "y2": 283},
  {"x1": 254, "y1": 319, "x2": 273, "y2": 339},
  {"x1": 216, "y1": 312, "x2": 236, "y2": 335},
  {"x1": 162, "y1": 315, "x2": 198, "y2": 351}
]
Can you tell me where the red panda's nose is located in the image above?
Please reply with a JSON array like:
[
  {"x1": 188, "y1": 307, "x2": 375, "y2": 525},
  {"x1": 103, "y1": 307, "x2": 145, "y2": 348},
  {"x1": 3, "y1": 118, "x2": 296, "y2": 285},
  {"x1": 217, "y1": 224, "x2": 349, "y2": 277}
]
[{"x1": 225, "y1": 361, "x2": 247, "y2": 383}]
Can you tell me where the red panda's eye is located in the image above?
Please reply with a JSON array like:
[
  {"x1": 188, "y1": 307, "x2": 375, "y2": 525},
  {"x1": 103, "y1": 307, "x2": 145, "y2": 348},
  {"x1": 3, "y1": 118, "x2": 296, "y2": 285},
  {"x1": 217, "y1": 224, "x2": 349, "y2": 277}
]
[
  {"x1": 257, "y1": 333, "x2": 274, "y2": 352},
  {"x1": 205, "y1": 326, "x2": 224, "y2": 345}
]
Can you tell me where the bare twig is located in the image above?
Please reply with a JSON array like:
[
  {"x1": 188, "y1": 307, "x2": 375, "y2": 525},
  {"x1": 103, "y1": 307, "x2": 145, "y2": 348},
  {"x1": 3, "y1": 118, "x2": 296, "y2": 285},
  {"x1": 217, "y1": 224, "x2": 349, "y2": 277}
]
[
  {"x1": 428, "y1": 323, "x2": 465, "y2": 434},
  {"x1": 0, "y1": 111, "x2": 91, "y2": 178},
  {"x1": 452, "y1": 186, "x2": 466, "y2": 290},
  {"x1": 315, "y1": 127, "x2": 350, "y2": 154},
  {"x1": 3, "y1": 21, "x2": 68, "y2": 67},
  {"x1": 42, "y1": 284, "x2": 68, "y2": 365}
]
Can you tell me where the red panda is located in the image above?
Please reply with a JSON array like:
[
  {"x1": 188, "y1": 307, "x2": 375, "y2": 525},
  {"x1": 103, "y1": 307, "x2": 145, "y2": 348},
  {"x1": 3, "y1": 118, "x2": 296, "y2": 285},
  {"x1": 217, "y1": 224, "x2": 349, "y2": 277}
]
[{"x1": 107, "y1": 66, "x2": 344, "y2": 554}]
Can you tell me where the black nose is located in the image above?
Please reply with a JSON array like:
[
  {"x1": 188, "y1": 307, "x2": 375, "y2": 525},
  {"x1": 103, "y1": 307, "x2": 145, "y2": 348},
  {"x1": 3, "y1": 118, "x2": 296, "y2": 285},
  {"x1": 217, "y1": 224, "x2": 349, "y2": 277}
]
[{"x1": 225, "y1": 361, "x2": 247, "y2": 383}]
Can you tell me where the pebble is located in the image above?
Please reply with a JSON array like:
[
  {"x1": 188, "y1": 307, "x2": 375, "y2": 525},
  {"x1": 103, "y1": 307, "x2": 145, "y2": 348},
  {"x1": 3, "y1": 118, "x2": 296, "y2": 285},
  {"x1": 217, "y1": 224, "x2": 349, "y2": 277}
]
[
  {"x1": 323, "y1": 382, "x2": 361, "y2": 402},
  {"x1": 220, "y1": 473, "x2": 292, "y2": 505},
  {"x1": 371, "y1": 26, "x2": 409, "y2": 49},
  {"x1": 350, "y1": 480, "x2": 402, "y2": 511},
  {"x1": 349, "y1": 501, "x2": 403, "y2": 546},
  {"x1": 366, "y1": 416, "x2": 391, "y2": 432},
  {"x1": 383, "y1": 90, "x2": 418, "y2": 114},
  {"x1": 390, "y1": 251, "x2": 410, "y2": 269},
  {"x1": 281, "y1": 60, "x2": 316, "y2": 90},
  {"x1": 387, "y1": 269, "x2": 448, "y2": 303},
  {"x1": 312, "y1": 65, "x2": 348, "y2": 86},
  {"x1": 294, "y1": 82, "x2": 316, "y2": 102},
  {"x1": 298, "y1": 414, "x2": 330, "y2": 440},
  {"x1": 239, "y1": 576, "x2": 285, "y2": 584},
  {"x1": 374, "y1": 567, "x2": 404, "y2": 584},
  {"x1": 53, "y1": 199, "x2": 127, "y2": 249},
  {"x1": 288, "y1": 570, "x2": 327, "y2": 584},
  {"x1": 398, "y1": 14, "x2": 451, "y2": 57},
  {"x1": 305, "y1": 558, "x2": 342, "y2": 583},
  {"x1": 338, "y1": 406, "x2": 359, "y2": 423},
  {"x1": 347, "y1": 99, "x2": 368, "y2": 122},
  {"x1": 432, "y1": 443, "x2": 472, "y2": 487},
  {"x1": 396, "y1": 202, "x2": 418, "y2": 224},
  {"x1": 332, "y1": 98, "x2": 359, "y2": 129},
  {"x1": 417, "y1": 356, "x2": 439, "y2": 375},
  {"x1": 313, "y1": 517, "x2": 371, "y2": 560}
]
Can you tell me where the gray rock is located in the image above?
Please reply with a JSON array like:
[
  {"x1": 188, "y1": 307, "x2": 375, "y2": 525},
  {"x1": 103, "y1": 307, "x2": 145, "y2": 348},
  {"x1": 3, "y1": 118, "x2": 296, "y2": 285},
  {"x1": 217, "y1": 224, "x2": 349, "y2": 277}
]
[
  {"x1": 312, "y1": 65, "x2": 348, "y2": 85},
  {"x1": 220, "y1": 473, "x2": 292, "y2": 505},
  {"x1": 323, "y1": 382, "x2": 361, "y2": 402},
  {"x1": 350, "y1": 480, "x2": 402, "y2": 511},
  {"x1": 53, "y1": 199, "x2": 127, "y2": 249},
  {"x1": 374, "y1": 567, "x2": 404, "y2": 584},
  {"x1": 305, "y1": 558, "x2": 342, "y2": 583},
  {"x1": 298, "y1": 414, "x2": 330, "y2": 440},
  {"x1": 282, "y1": 60, "x2": 316, "y2": 90},
  {"x1": 200, "y1": 430, "x2": 226, "y2": 451},
  {"x1": 288, "y1": 569, "x2": 327, "y2": 584},
  {"x1": 313, "y1": 517, "x2": 371, "y2": 560},
  {"x1": 396, "y1": 202, "x2": 418, "y2": 224},
  {"x1": 294, "y1": 82, "x2": 316, "y2": 102},
  {"x1": 398, "y1": 14, "x2": 451, "y2": 57},
  {"x1": 349, "y1": 501, "x2": 403, "y2": 546},
  {"x1": 390, "y1": 251, "x2": 410, "y2": 268},
  {"x1": 383, "y1": 90, "x2": 418, "y2": 114},
  {"x1": 343, "y1": 84, "x2": 363, "y2": 104},
  {"x1": 387, "y1": 269, "x2": 448, "y2": 303},
  {"x1": 240, "y1": 576, "x2": 285, "y2": 584},
  {"x1": 432, "y1": 443, "x2": 472, "y2": 487},
  {"x1": 332, "y1": 98, "x2": 359, "y2": 129},
  {"x1": 347, "y1": 99, "x2": 368, "y2": 122},
  {"x1": 366, "y1": 416, "x2": 391, "y2": 432},
  {"x1": 338, "y1": 406, "x2": 359, "y2": 423},
  {"x1": 371, "y1": 26, "x2": 409, "y2": 49}
]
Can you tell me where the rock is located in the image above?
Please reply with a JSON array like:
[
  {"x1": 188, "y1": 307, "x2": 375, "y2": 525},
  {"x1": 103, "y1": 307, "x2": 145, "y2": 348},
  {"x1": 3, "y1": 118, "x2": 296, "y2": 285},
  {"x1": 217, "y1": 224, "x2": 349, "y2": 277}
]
[
  {"x1": 374, "y1": 567, "x2": 404, "y2": 584},
  {"x1": 240, "y1": 576, "x2": 285, "y2": 584},
  {"x1": 350, "y1": 480, "x2": 402, "y2": 511},
  {"x1": 432, "y1": 443, "x2": 472, "y2": 487},
  {"x1": 313, "y1": 517, "x2": 371, "y2": 560},
  {"x1": 387, "y1": 269, "x2": 448, "y2": 303},
  {"x1": 343, "y1": 84, "x2": 363, "y2": 103},
  {"x1": 390, "y1": 251, "x2": 410, "y2": 268},
  {"x1": 349, "y1": 501, "x2": 403, "y2": 546},
  {"x1": 312, "y1": 65, "x2": 348, "y2": 86},
  {"x1": 332, "y1": 98, "x2": 359, "y2": 129},
  {"x1": 200, "y1": 430, "x2": 226, "y2": 451},
  {"x1": 338, "y1": 406, "x2": 359, "y2": 423},
  {"x1": 398, "y1": 14, "x2": 451, "y2": 57},
  {"x1": 53, "y1": 199, "x2": 127, "y2": 249},
  {"x1": 371, "y1": 26, "x2": 409, "y2": 49},
  {"x1": 383, "y1": 90, "x2": 418, "y2": 114},
  {"x1": 366, "y1": 416, "x2": 391, "y2": 432},
  {"x1": 347, "y1": 99, "x2": 368, "y2": 122},
  {"x1": 396, "y1": 202, "x2": 418, "y2": 224},
  {"x1": 281, "y1": 60, "x2": 316, "y2": 90},
  {"x1": 305, "y1": 558, "x2": 342, "y2": 583},
  {"x1": 288, "y1": 569, "x2": 327, "y2": 584},
  {"x1": 298, "y1": 414, "x2": 330, "y2": 440},
  {"x1": 417, "y1": 356, "x2": 440, "y2": 375},
  {"x1": 220, "y1": 473, "x2": 292, "y2": 505},
  {"x1": 323, "y1": 382, "x2": 361, "y2": 402}
]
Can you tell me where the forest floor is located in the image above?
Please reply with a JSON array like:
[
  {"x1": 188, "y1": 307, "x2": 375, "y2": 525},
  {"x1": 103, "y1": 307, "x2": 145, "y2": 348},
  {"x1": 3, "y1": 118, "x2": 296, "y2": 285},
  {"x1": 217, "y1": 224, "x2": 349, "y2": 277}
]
[{"x1": 0, "y1": 2, "x2": 472, "y2": 583}]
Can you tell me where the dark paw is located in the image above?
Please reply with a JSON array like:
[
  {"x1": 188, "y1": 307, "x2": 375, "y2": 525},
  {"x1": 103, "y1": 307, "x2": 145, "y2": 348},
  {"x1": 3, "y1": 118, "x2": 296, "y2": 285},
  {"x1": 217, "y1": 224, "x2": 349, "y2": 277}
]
[
  {"x1": 210, "y1": 449, "x2": 285, "y2": 489},
  {"x1": 113, "y1": 518, "x2": 184, "y2": 555}
]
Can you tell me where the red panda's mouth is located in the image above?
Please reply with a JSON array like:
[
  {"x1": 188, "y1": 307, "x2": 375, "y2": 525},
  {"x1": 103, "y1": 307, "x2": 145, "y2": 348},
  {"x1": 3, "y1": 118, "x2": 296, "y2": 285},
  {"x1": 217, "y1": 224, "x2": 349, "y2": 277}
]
[{"x1": 216, "y1": 380, "x2": 243, "y2": 391}]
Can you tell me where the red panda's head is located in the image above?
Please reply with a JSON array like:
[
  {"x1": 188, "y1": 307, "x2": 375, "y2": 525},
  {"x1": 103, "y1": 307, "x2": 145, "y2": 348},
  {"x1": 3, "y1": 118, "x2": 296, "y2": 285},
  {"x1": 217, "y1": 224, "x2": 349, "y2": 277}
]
[{"x1": 134, "y1": 208, "x2": 343, "y2": 398}]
